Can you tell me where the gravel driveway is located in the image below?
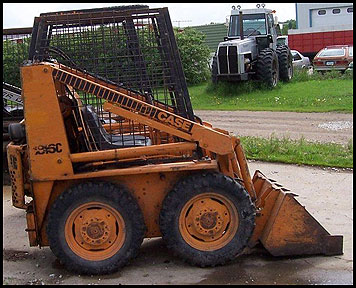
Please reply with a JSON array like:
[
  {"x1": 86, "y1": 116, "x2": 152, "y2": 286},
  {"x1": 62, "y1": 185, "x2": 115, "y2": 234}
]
[{"x1": 195, "y1": 110, "x2": 353, "y2": 144}]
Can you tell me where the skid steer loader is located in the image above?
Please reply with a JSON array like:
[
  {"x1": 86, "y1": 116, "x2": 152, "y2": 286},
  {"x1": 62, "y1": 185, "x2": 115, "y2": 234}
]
[{"x1": 7, "y1": 6, "x2": 342, "y2": 275}]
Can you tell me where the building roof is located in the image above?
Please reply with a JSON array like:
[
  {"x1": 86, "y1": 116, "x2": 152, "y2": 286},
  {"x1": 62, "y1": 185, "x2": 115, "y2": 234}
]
[{"x1": 189, "y1": 23, "x2": 228, "y2": 51}]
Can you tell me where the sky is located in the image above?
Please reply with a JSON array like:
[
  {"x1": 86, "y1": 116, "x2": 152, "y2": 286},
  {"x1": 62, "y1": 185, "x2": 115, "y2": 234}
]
[{"x1": 3, "y1": 3, "x2": 296, "y2": 29}]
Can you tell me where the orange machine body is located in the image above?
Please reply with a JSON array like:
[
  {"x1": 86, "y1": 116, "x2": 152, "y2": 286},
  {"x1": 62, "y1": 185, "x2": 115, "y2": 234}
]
[{"x1": 8, "y1": 62, "x2": 342, "y2": 257}]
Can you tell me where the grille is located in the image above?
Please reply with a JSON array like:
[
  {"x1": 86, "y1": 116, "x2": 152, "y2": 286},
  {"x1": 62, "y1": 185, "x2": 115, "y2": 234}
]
[
  {"x1": 228, "y1": 46, "x2": 238, "y2": 74},
  {"x1": 218, "y1": 46, "x2": 228, "y2": 74},
  {"x1": 218, "y1": 46, "x2": 238, "y2": 74}
]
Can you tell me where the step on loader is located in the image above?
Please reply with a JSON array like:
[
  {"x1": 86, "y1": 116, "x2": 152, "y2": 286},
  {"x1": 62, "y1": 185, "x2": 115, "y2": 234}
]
[{"x1": 7, "y1": 6, "x2": 343, "y2": 275}]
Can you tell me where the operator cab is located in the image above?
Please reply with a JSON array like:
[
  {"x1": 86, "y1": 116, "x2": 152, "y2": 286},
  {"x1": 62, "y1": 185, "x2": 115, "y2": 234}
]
[{"x1": 226, "y1": 6, "x2": 277, "y2": 50}]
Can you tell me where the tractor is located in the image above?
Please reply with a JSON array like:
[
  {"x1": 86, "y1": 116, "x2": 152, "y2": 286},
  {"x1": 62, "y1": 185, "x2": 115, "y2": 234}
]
[{"x1": 212, "y1": 4, "x2": 293, "y2": 87}]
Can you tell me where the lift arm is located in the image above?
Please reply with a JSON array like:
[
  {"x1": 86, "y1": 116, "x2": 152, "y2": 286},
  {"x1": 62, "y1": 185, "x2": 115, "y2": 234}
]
[{"x1": 49, "y1": 63, "x2": 234, "y2": 155}]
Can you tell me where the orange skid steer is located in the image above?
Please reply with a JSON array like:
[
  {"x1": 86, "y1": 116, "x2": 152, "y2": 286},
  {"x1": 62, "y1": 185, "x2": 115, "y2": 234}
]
[{"x1": 7, "y1": 6, "x2": 342, "y2": 275}]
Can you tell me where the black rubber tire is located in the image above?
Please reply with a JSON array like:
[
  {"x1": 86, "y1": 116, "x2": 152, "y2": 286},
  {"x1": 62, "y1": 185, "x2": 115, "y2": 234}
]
[
  {"x1": 159, "y1": 172, "x2": 255, "y2": 267},
  {"x1": 8, "y1": 123, "x2": 26, "y2": 143},
  {"x1": 255, "y1": 48, "x2": 279, "y2": 88},
  {"x1": 47, "y1": 181, "x2": 146, "y2": 275},
  {"x1": 211, "y1": 56, "x2": 218, "y2": 84},
  {"x1": 276, "y1": 45, "x2": 293, "y2": 82}
]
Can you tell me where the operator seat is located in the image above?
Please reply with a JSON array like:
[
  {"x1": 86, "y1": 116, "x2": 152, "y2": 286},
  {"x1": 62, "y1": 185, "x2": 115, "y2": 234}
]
[{"x1": 81, "y1": 105, "x2": 151, "y2": 150}]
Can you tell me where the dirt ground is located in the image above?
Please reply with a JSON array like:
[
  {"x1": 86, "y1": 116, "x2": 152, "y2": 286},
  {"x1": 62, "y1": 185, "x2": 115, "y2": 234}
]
[
  {"x1": 3, "y1": 161, "x2": 353, "y2": 285},
  {"x1": 195, "y1": 110, "x2": 353, "y2": 144}
]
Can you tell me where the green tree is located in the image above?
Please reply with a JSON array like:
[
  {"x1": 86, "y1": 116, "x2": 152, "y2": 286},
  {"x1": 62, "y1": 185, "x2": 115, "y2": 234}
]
[
  {"x1": 282, "y1": 19, "x2": 296, "y2": 35},
  {"x1": 174, "y1": 27, "x2": 211, "y2": 85},
  {"x1": 3, "y1": 38, "x2": 31, "y2": 87}
]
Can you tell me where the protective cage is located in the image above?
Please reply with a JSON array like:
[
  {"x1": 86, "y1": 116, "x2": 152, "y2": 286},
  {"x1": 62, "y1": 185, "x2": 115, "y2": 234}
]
[
  {"x1": 29, "y1": 5, "x2": 194, "y2": 156},
  {"x1": 27, "y1": 5, "x2": 197, "y2": 156}
]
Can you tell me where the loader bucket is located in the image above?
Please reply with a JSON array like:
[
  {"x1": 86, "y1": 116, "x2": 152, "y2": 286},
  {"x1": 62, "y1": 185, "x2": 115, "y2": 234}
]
[{"x1": 248, "y1": 170, "x2": 343, "y2": 257}]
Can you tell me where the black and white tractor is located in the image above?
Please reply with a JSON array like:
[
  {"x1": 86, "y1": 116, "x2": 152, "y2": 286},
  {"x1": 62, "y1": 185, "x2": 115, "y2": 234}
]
[{"x1": 211, "y1": 4, "x2": 293, "y2": 88}]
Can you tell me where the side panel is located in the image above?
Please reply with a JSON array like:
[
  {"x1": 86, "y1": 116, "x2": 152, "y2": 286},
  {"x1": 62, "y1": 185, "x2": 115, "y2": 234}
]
[
  {"x1": 112, "y1": 172, "x2": 187, "y2": 237},
  {"x1": 38, "y1": 170, "x2": 213, "y2": 246},
  {"x1": 21, "y1": 65, "x2": 74, "y2": 179},
  {"x1": 288, "y1": 30, "x2": 353, "y2": 54}
]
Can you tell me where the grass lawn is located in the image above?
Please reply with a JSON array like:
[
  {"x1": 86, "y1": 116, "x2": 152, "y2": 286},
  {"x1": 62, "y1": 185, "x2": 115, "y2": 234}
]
[
  {"x1": 240, "y1": 135, "x2": 353, "y2": 169},
  {"x1": 188, "y1": 71, "x2": 353, "y2": 168},
  {"x1": 188, "y1": 73, "x2": 353, "y2": 113}
]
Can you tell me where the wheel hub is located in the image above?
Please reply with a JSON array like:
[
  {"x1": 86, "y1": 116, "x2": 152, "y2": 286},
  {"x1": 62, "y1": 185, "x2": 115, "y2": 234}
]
[
  {"x1": 66, "y1": 204, "x2": 124, "y2": 254},
  {"x1": 193, "y1": 208, "x2": 225, "y2": 237},
  {"x1": 200, "y1": 211, "x2": 217, "y2": 229},
  {"x1": 183, "y1": 196, "x2": 234, "y2": 243},
  {"x1": 80, "y1": 218, "x2": 110, "y2": 246},
  {"x1": 64, "y1": 199, "x2": 128, "y2": 262}
]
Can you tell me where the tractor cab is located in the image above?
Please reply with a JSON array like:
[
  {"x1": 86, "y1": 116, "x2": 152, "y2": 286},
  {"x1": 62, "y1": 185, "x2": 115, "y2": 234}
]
[{"x1": 226, "y1": 5, "x2": 278, "y2": 51}]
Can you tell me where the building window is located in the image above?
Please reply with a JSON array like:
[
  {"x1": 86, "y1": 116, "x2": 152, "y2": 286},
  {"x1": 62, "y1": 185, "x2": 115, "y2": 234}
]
[
  {"x1": 332, "y1": 8, "x2": 341, "y2": 14},
  {"x1": 347, "y1": 7, "x2": 353, "y2": 13},
  {"x1": 318, "y1": 10, "x2": 326, "y2": 15}
]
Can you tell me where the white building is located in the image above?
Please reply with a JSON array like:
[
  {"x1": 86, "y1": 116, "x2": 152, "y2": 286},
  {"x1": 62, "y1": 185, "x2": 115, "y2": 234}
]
[{"x1": 294, "y1": 3, "x2": 353, "y2": 32}]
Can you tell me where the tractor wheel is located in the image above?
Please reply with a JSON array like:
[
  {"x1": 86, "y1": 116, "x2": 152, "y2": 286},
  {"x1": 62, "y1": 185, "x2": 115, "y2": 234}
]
[
  {"x1": 276, "y1": 45, "x2": 293, "y2": 82},
  {"x1": 255, "y1": 48, "x2": 279, "y2": 88},
  {"x1": 211, "y1": 56, "x2": 219, "y2": 84},
  {"x1": 159, "y1": 173, "x2": 255, "y2": 267},
  {"x1": 47, "y1": 181, "x2": 145, "y2": 275}
]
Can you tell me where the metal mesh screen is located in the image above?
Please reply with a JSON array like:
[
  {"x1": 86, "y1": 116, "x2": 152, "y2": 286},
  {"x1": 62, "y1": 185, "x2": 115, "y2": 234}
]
[
  {"x1": 26, "y1": 6, "x2": 195, "y2": 153},
  {"x1": 30, "y1": 6, "x2": 194, "y2": 121},
  {"x1": 62, "y1": 86, "x2": 157, "y2": 153}
]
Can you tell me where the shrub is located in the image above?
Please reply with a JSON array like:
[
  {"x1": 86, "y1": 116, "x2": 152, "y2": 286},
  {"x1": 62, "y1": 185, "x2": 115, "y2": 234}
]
[{"x1": 174, "y1": 27, "x2": 211, "y2": 85}]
